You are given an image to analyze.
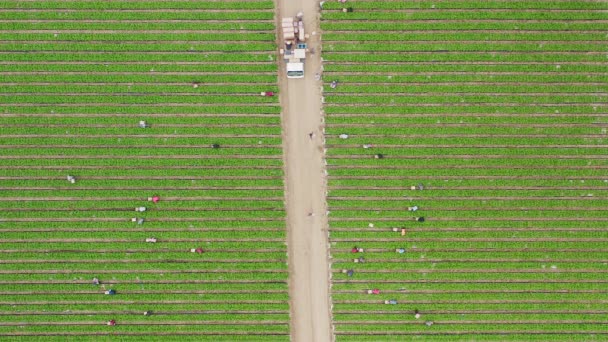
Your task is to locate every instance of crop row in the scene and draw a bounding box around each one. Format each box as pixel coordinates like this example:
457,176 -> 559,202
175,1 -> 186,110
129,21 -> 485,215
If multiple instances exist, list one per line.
323,52 -> 608,63
0,53 -> 277,63
0,42 -> 276,52
0,1 -> 274,10
321,12 -> 608,21
0,12 -> 275,21
0,32 -> 275,41
321,22 -> 608,32
321,0 -> 606,10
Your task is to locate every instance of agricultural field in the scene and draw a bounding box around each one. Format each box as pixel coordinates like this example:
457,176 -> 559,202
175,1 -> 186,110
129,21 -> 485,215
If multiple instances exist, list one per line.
0,1 -> 289,341
321,0 -> 608,341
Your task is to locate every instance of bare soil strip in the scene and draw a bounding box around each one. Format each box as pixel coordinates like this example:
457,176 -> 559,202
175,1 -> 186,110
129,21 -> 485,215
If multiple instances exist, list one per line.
274,0 -> 333,341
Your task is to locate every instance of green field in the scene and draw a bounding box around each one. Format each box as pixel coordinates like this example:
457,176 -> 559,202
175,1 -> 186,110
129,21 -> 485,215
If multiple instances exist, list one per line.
0,1 -> 289,341
321,0 -> 608,341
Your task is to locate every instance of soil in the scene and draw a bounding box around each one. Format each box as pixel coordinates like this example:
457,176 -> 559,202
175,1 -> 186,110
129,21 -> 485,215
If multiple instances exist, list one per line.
275,0 -> 333,341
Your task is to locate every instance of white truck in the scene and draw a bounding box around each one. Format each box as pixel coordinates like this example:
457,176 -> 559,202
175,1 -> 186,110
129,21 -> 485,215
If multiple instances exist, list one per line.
280,13 -> 308,79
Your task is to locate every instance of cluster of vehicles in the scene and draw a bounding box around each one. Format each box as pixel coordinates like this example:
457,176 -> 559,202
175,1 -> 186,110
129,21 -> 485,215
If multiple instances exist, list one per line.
280,12 -> 308,78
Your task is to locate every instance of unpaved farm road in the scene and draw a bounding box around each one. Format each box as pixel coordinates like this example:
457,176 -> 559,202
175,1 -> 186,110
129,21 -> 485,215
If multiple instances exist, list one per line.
275,0 -> 333,341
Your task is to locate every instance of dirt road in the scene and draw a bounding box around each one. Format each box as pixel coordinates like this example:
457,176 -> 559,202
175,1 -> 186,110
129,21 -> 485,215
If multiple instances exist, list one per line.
275,0 -> 333,341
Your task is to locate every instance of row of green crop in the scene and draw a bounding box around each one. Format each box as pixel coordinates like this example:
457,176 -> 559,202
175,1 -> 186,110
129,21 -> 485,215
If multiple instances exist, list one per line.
325,84 -> 607,93
332,280 -> 608,292
0,208 -> 285,219
0,157 -> 283,167
326,124 -> 604,134
0,85 -> 279,93
328,188 -> 608,197
334,333 -> 599,342
0,116 -> 281,125
328,178 -> 608,187
324,94 -> 605,104
0,75 -> 279,83
323,52 -> 607,63
332,250 -> 607,261
3,20 -> 276,30
0,12 -> 275,21
0,335 -> 289,342
329,219 -> 607,229
0,229 -> 286,238
0,291 -> 289,302
0,52 -> 276,63
326,115 -> 606,125
0,168 -> 283,178
330,270 -> 608,282
0,64 -> 276,73
325,147 -> 608,156
0,105 -> 281,114
323,42 -> 605,52
0,1 -> 274,10
0,324 -> 289,334
0,189 -> 283,197
323,74 -> 608,84
322,0 -> 607,10
0,126 -> 280,134
2,22 -> 276,31
324,64 -> 607,73
327,209 -> 608,219
0,313 -> 288,323
327,198 -> 608,208
321,11 -> 608,20
324,32 -> 607,41
0,95 -> 278,104
0,42 -> 276,52
0,32 -> 275,41
321,22 -> 608,32
0,261 -> 287,272
332,291 -> 608,302
326,156 -> 607,168
0,147 -> 282,156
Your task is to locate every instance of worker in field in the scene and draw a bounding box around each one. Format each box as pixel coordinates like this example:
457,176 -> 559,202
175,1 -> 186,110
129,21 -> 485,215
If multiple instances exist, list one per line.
339,133 -> 349,139
415,217 -> 425,223
363,144 -> 373,149
67,175 -> 76,184
391,227 -> 406,236
135,206 -> 146,212
145,237 -> 157,243
330,80 -> 338,89
385,299 -> 397,305
342,269 -> 354,277
367,289 -> 380,295
415,309 -> 421,319
396,248 -> 406,254
354,257 -> 365,263
425,320 -> 434,327
132,218 -> 145,225
374,154 -> 384,159
138,120 -> 148,128
92,277 -> 100,285
211,143 -> 220,149
107,319 -> 116,326
351,246 -> 363,253
342,7 -> 353,12
408,205 -> 418,212
191,247 -> 204,254
144,311 -> 151,316
192,82 -> 199,89
105,289 -> 116,295
148,196 -> 160,203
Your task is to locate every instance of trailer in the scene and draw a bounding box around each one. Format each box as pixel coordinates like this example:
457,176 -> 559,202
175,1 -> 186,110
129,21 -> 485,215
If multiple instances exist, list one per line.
280,12 -> 308,79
